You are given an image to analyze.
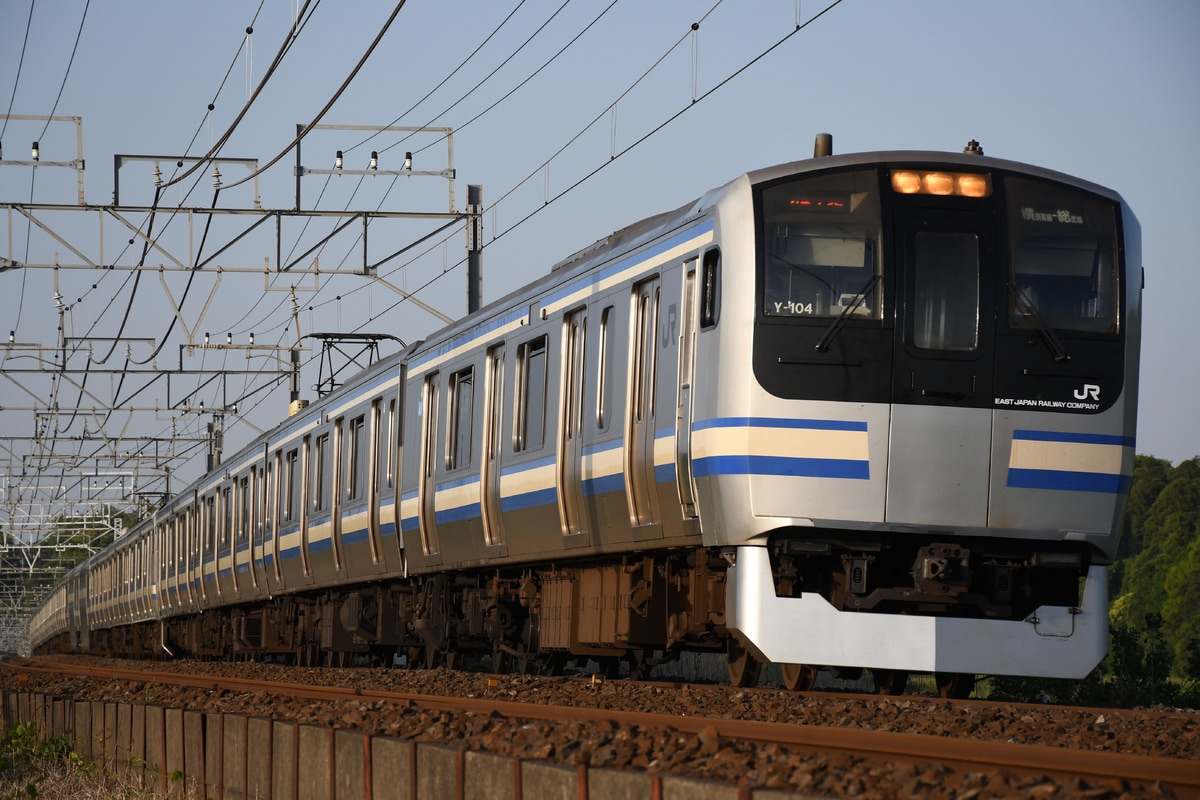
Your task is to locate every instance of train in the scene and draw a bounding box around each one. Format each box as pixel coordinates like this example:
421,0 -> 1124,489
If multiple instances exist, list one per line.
29,136 -> 1141,697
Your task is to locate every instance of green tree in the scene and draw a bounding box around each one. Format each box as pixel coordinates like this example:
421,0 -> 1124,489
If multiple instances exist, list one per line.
1161,535 -> 1200,678
1113,457 -> 1200,648
1111,455 -> 1173,594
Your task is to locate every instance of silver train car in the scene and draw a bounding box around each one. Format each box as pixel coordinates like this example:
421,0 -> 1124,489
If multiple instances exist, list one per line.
30,139 -> 1141,695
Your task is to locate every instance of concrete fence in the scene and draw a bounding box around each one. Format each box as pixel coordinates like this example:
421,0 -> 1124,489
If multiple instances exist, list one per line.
1,690 -> 800,799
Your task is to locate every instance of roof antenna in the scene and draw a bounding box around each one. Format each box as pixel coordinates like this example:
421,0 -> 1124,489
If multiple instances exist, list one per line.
813,133 -> 833,158
963,139 -> 984,155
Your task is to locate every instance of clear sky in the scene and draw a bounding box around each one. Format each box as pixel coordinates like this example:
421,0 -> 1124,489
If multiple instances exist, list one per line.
1,0 -> 1197,500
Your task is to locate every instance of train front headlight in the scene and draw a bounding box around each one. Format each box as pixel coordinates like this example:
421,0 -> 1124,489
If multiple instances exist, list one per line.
892,171 -> 923,194
924,172 -> 956,195
957,173 -> 990,197
890,170 -> 992,198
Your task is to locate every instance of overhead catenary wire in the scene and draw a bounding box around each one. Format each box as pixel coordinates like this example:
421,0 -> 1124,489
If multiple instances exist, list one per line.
0,0 -> 35,141
357,0 -> 847,329
35,0 -> 282,483
8,0 -> 850,537
184,0 -> 409,194
272,0 -> 625,331
160,0 -> 321,193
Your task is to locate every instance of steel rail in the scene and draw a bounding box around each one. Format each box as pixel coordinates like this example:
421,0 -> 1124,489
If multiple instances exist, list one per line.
8,658 -> 1198,794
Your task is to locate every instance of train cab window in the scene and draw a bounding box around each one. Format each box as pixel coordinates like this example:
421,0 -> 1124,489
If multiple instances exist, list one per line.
912,231 -> 980,352
1006,177 -> 1120,334
447,367 -> 475,470
515,336 -> 548,452
760,170 -> 881,319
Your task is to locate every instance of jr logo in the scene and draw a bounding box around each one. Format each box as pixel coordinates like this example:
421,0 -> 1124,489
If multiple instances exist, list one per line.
1073,384 -> 1101,401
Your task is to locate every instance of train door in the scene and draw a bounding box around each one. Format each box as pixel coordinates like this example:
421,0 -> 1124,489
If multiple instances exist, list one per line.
266,452 -> 284,592
365,403 -> 385,568
250,464 -> 266,595
887,209 -> 997,527
332,417 -> 346,574
201,493 -> 213,605
186,501 -> 198,607
300,436 -> 313,577
626,276 -> 663,533
225,484 -> 239,595
382,396 -> 404,567
675,261 -> 699,518
558,310 -> 588,542
481,345 -> 506,548
418,373 -> 442,558
256,458 -> 272,591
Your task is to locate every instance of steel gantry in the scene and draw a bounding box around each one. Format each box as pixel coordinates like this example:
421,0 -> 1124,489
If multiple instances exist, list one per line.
0,115 -> 483,653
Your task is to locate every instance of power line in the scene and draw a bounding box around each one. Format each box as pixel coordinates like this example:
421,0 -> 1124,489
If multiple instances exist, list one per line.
0,0 -> 35,141
36,0 -> 90,141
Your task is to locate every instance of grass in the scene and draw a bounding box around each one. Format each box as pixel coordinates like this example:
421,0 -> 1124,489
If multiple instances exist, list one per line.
0,722 -> 195,800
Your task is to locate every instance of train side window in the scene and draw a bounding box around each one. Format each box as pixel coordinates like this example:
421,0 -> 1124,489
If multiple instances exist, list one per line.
700,248 -> 720,329
284,449 -> 299,522
385,398 -> 397,488
222,487 -> 232,549
238,476 -> 250,544
515,336 -> 548,452
264,460 -> 274,532
314,433 -> 330,512
447,367 -> 475,470
597,306 -> 614,430
384,398 -> 398,489
177,514 -> 186,573
369,402 -> 383,495
205,494 -> 216,556
347,414 -> 366,500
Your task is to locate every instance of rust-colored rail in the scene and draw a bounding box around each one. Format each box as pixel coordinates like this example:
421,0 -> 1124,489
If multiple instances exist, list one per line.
9,658 -> 1200,796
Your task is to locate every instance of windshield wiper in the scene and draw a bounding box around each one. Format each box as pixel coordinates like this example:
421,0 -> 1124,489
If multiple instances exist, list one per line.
814,274 -> 880,352
1009,283 -> 1071,363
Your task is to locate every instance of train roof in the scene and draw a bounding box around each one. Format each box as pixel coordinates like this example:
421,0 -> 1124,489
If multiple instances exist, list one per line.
743,148 -> 1125,204
114,145 -> 1130,527
406,144 -> 1126,365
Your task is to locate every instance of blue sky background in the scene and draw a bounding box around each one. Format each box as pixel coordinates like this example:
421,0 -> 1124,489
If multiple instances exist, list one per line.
1,0 -> 1197,488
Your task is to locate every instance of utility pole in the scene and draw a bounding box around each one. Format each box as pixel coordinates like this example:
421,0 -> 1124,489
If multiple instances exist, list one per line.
467,185 -> 484,314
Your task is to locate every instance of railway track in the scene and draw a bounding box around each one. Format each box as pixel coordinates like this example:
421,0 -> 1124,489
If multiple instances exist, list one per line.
5,657 -> 1198,798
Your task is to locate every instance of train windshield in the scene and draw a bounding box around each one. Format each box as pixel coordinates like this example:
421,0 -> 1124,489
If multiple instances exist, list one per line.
760,170 -> 881,319
1006,177 -> 1120,334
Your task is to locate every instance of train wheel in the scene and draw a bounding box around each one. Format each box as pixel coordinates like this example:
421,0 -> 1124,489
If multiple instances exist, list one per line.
872,668 -> 908,695
491,646 -> 512,674
780,663 -> 818,692
726,640 -> 761,688
936,672 -> 975,699
598,656 -> 622,679
297,644 -> 319,667
402,647 -> 424,670
625,648 -> 652,681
